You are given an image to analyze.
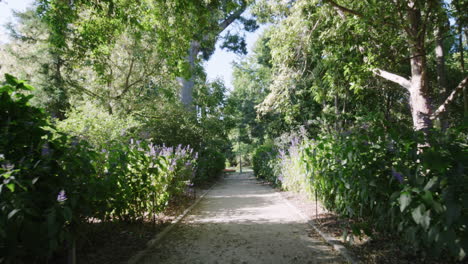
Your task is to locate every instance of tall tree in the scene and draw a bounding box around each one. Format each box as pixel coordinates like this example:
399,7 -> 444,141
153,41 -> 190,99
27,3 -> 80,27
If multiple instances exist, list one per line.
37,0 -> 257,109
177,0 -> 258,108
323,0 -> 468,133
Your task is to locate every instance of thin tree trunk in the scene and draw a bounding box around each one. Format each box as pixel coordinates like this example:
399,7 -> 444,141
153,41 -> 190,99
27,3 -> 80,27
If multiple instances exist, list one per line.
459,25 -> 468,119
334,94 -> 339,131
177,3 -> 247,109
435,22 -> 449,130
407,1 -> 432,133
178,41 -> 200,108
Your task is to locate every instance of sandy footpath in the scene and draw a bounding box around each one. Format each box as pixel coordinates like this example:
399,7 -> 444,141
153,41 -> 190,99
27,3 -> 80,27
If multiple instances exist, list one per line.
136,172 -> 345,264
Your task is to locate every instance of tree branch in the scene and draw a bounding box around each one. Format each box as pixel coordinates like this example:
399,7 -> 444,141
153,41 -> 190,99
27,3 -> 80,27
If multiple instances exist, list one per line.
114,57 -> 135,100
431,76 -> 468,120
372,68 -> 411,89
323,0 -> 363,17
217,1 -> 247,34
324,0 -> 401,30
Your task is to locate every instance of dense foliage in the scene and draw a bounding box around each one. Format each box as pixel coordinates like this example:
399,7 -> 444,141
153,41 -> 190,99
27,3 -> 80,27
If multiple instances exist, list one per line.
252,143 -> 277,184
0,75 -> 198,261
1,0 -> 467,262
236,0 -> 468,261
253,118 -> 467,259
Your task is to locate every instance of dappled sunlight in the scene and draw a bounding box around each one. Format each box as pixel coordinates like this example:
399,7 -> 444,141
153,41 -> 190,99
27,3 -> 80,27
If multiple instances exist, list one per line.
138,172 -> 344,263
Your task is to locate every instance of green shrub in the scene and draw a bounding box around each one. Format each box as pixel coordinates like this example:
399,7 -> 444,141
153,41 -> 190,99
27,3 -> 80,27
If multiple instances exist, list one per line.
57,103 -> 141,149
0,74 -> 198,262
256,114 -> 468,260
276,137 -> 312,195
195,147 -> 225,184
0,74 -> 97,261
92,141 -> 197,222
252,143 -> 278,184
299,120 -> 468,260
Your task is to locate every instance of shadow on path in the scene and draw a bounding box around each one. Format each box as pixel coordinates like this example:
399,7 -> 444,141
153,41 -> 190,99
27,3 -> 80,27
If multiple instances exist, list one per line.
137,172 -> 345,264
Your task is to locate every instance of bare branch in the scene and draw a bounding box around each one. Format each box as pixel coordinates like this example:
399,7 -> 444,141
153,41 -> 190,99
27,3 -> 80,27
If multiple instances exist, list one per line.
431,76 -> 468,120
372,68 -> 411,89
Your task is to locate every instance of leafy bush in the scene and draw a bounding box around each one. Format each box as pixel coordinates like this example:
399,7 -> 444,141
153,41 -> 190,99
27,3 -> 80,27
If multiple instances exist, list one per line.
0,75 -> 198,262
57,103 -> 141,149
0,74 -> 97,261
93,141 -> 197,222
256,114 -> 467,260
252,143 -> 278,183
275,137 -> 312,194
194,147 -> 225,184
139,103 -> 203,148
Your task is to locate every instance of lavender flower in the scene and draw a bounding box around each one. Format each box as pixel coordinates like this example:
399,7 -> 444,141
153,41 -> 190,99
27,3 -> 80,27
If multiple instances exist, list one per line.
149,145 -> 157,156
57,190 -> 67,203
41,143 -> 51,157
391,169 -> 404,183
291,136 -> 299,147
278,174 -> 284,183
2,162 -> 14,170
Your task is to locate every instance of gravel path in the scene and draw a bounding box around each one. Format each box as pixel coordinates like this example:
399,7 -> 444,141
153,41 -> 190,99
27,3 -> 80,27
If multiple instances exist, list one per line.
136,172 -> 345,264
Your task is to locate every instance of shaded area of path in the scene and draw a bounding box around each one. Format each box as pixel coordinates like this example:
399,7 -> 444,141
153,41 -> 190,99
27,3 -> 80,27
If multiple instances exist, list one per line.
136,172 -> 345,264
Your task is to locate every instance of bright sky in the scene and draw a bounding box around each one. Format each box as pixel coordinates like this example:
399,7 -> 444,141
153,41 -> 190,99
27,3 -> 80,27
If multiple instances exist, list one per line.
0,0 -> 265,91
205,23 -> 266,91
0,0 -> 35,42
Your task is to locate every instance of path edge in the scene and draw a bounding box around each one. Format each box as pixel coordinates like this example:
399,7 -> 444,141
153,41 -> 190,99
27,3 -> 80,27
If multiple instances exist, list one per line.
127,182 -> 218,264
276,192 -> 360,264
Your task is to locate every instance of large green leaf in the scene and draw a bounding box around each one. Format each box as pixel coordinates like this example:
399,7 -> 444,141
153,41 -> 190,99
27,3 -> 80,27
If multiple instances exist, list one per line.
399,192 -> 411,212
411,204 -> 431,230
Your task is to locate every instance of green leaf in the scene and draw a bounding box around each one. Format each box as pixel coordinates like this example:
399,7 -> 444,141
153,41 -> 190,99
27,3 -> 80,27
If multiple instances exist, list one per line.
432,201 -> 444,214
399,192 -> 411,212
6,183 -> 15,192
428,225 -> 440,242
421,191 -> 433,205
4,73 -> 18,86
446,203 -> 461,226
424,177 -> 438,191
2,171 -> 12,178
62,206 -> 73,221
8,209 -> 20,219
32,177 -> 39,184
411,204 -> 431,229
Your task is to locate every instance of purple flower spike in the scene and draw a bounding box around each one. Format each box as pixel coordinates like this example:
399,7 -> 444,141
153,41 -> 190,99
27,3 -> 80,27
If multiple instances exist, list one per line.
57,190 -> 67,202
391,169 -> 404,183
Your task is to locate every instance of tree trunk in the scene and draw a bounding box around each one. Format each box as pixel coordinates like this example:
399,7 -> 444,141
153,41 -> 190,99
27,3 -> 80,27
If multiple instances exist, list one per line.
407,2 -> 432,133
178,41 -> 200,108
459,25 -> 468,119
435,22 -> 449,130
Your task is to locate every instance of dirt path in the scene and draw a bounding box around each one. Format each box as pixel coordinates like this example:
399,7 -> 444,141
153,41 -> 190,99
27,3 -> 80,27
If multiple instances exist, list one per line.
135,172 -> 346,264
